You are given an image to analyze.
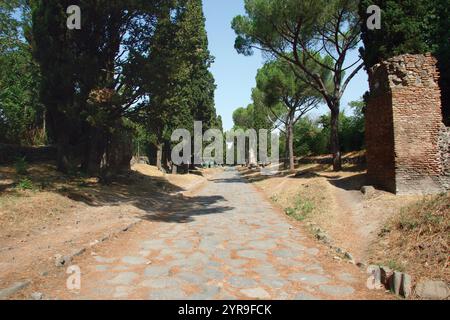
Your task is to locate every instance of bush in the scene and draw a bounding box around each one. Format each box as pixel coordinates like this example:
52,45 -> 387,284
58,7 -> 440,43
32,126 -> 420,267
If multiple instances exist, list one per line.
16,178 -> 35,190
284,195 -> 315,221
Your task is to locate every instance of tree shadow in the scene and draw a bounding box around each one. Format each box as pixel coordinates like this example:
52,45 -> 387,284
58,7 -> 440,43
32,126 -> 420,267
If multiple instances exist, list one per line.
0,161 -> 235,224
139,195 -> 233,224
326,173 -> 367,191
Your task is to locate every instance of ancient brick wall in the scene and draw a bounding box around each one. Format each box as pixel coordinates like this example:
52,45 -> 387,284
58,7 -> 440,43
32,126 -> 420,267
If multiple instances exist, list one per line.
366,53 -> 449,195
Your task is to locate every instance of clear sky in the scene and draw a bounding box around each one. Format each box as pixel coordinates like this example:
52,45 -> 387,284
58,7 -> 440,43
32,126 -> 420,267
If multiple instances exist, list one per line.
203,0 -> 369,130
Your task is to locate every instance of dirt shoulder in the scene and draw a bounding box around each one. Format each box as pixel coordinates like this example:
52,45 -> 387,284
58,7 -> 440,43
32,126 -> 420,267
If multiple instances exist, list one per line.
0,163 -> 221,297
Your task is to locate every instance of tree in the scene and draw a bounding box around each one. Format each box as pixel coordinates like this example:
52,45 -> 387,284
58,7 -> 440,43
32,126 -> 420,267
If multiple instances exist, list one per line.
256,57 -> 327,170
31,0 -> 162,175
359,0 -> 449,125
232,0 -> 363,171
0,1 -> 42,145
141,0 -> 217,172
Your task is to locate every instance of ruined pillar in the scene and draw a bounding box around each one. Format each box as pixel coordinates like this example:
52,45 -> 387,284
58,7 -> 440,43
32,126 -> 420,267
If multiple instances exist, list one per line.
366,53 -> 449,195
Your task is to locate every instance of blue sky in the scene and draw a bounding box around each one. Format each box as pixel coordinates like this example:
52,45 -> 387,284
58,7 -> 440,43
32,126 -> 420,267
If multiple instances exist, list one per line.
203,0 -> 369,130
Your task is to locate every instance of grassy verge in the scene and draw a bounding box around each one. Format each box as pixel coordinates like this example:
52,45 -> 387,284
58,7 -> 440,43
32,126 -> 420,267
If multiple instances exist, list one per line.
370,193 -> 449,282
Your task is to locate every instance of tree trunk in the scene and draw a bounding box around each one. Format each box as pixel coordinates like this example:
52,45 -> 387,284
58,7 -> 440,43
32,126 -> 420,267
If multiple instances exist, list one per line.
82,127 -> 108,177
330,104 -> 342,171
156,143 -> 163,171
287,122 -> 295,171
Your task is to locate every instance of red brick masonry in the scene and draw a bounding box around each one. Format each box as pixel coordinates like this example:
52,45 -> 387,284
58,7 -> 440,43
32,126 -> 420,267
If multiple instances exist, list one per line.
366,54 -> 450,195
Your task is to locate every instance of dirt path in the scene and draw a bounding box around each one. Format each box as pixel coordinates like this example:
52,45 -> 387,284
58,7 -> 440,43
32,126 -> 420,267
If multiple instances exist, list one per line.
13,168 -> 387,300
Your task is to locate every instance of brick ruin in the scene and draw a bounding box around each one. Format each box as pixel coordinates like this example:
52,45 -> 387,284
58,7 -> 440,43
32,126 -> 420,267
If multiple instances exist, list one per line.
366,53 -> 450,195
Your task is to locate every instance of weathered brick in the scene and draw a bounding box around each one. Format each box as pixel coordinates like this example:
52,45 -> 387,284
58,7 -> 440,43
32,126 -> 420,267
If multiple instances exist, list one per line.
366,54 -> 449,195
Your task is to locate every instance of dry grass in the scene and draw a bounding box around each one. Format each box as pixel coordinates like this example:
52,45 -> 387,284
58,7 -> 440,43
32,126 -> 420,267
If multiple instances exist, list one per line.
370,193 -> 450,282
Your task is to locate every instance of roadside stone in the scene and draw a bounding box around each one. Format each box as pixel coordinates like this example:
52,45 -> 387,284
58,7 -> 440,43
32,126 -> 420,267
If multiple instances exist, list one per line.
0,281 -> 31,299
54,254 -> 71,267
316,232 -> 332,245
30,292 -> 44,300
380,266 -> 393,287
240,287 -> 270,299
400,273 -> 412,298
344,252 -> 355,262
389,271 -> 402,295
415,280 -> 450,300
361,186 -> 376,197
366,265 -> 383,290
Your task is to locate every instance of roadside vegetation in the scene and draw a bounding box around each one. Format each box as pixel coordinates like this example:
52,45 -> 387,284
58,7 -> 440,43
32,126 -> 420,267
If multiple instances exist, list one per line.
370,193 -> 449,282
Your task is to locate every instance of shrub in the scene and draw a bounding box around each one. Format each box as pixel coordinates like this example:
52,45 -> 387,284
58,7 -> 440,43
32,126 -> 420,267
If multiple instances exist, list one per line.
16,178 -> 35,190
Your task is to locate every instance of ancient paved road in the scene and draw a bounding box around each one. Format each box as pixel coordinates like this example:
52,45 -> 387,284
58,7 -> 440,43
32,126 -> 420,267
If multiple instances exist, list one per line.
48,168 -> 379,300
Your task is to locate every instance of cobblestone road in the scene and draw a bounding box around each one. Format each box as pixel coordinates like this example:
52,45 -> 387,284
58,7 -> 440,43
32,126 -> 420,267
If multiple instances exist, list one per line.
50,168 -> 379,300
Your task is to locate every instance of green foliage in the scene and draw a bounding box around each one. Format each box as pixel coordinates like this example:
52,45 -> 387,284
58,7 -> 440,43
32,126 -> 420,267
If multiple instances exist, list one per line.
0,1 -> 43,145
292,117 -> 329,156
16,177 -> 34,190
284,195 -> 315,221
14,156 -> 28,175
359,0 -> 444,67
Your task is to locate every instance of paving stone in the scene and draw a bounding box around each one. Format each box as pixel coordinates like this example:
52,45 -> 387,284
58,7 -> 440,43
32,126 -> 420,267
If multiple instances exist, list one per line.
204,268 -> 226,280
94,256 -> 116,264
305,264 -> 324,273
319,285 -> 355,296
189,285 -> 221,300
140,278 -> 180,289
293,292 -> 321,300
225,259 -> 247,268
237,250 -> 267,260
229,276 -> 258,288
240,288 -> 270,299
113,286 -> 133,298
177,272 -> 206,284
95,265 -> 109,272
148,288 -> 186,300
90,287 -> 115,296
338,273 -> 357,283
141,239 -> 167,250
107,272 -> 138,285
0,281 -> 30,299
260,278 -> 287,289
288,273 -> 329,285
121,256 -> 148,265
144,266 -> 170,278
248,240 -> 277,250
